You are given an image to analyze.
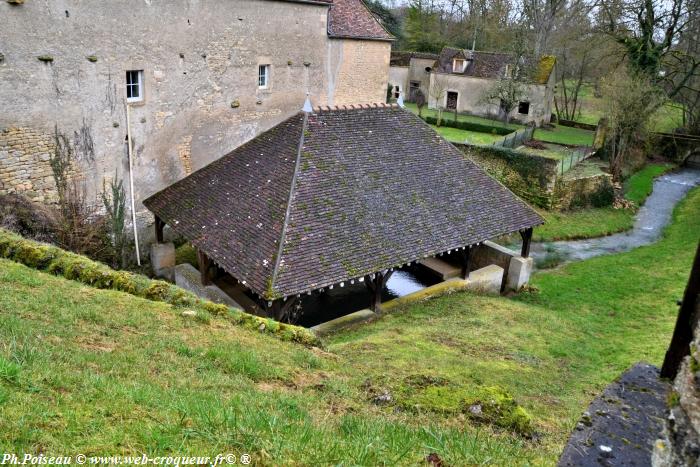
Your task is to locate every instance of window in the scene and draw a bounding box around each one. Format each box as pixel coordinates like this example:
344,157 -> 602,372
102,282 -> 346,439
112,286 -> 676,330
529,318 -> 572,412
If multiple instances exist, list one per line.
258,65 -> 270,89
446,91 -> 458,110
126,70 -> 144,103
518,101 -> 531,115
453,59 -> 466,73
393,85 -> 401,99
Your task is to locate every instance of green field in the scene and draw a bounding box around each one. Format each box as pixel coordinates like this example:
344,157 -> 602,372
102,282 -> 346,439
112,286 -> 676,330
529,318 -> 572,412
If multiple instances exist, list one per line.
558,82 -> 685,133
1,184 -> 697,464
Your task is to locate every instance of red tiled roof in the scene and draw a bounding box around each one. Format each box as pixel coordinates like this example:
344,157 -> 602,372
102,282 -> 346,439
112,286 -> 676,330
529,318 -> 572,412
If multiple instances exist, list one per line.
144,105 -> 543,300
328,0 -> 394,41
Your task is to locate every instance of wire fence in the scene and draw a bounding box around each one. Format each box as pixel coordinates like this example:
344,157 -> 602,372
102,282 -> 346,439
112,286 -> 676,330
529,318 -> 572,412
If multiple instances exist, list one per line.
492,126 -> 535,149
558,147 -> 591,175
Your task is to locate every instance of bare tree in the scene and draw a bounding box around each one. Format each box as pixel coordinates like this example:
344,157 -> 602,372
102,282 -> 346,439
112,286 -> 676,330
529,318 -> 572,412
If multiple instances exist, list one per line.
429,73 -> 450,126
601,68 -> 666,179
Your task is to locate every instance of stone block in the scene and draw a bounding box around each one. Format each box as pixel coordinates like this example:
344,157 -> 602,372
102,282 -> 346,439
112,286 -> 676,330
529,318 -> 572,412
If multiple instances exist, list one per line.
310,309 -> 377,336
465,264 -> 504,294
506,256 -> 533,291
150,242 -> 175,280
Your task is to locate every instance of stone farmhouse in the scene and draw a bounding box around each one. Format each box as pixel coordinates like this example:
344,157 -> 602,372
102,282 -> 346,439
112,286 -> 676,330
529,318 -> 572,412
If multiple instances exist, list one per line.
0,0 -> 393,224
389,47 -> 556,126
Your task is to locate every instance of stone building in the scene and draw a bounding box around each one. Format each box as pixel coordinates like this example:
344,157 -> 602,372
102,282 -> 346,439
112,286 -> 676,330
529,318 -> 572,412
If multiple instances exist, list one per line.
0,0 -> 393,221
389,47 -> 556,126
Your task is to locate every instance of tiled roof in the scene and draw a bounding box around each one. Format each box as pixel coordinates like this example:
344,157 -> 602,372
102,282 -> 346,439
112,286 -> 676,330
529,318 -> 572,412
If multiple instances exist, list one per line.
144,105 -> 543,300
390,51 -> 439,67
327,0 -> 394,41
435,47 -> 555,84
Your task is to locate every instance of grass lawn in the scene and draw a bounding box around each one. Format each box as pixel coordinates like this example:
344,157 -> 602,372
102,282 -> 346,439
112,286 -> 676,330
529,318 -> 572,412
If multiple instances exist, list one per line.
0,187 -> 698,464
558,82 -> 685,133
534,126 -> 594,147
431,124 -> 505,145
534,163 -> 675,242
329,186 -> 700,462
404,102 -> 596,147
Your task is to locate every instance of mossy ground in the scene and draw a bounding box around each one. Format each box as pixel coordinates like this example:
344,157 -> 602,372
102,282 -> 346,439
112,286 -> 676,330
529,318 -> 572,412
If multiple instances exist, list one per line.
1,186 -> 697,464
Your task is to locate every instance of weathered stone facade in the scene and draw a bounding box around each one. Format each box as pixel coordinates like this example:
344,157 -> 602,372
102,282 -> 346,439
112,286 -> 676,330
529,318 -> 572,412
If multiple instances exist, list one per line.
0,0 -> 391,218
653,302 -> 700,466
0,127 -> 56,203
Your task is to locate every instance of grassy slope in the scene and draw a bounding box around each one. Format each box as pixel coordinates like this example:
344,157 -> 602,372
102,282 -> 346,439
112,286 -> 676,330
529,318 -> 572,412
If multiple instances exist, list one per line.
534,163 -> 675,242
2,188 -> 697,465
329,186 -> 700,463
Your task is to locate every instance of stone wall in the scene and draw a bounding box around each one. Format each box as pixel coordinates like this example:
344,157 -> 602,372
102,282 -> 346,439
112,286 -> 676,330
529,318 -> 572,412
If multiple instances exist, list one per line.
653,302 -> 700,466
457,144 -> 560,209
0,0 -> 390,219
328,39 -> 391,107
0,127 -> 57,203
555,172 -> 614,210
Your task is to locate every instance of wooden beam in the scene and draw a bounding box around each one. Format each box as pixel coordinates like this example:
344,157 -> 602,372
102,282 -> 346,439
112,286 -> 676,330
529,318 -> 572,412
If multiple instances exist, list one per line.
661,241 -> 700,379
461,246 -> 472,279
520,228 -> 533,258
196,249 -> 211,286
154,216 -> 165,243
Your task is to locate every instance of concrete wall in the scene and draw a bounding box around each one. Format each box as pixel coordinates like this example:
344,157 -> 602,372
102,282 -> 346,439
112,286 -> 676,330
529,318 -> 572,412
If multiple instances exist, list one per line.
0,0 -> 389,220
388,66 -> 408,98
427,72 -> 553,126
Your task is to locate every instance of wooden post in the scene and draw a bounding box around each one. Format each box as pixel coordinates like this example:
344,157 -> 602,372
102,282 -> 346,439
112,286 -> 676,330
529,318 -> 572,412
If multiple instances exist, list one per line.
461,246 -> 472,279
265,297 -> 299,322
154,216 -> 165,243
661,242 -> 700,379
365,271 -> 394,314
196,249 -> 211,286
520,228 -> 533,258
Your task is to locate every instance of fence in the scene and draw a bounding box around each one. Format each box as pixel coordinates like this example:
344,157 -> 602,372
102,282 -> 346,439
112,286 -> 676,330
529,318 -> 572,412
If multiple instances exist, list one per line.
557,147 -> 592,175
492,126 -> 535,149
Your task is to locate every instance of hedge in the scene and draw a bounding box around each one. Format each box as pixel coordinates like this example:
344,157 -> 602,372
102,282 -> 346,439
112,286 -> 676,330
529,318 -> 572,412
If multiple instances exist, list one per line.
0,229 -> 321,347
423,116 -> 513,136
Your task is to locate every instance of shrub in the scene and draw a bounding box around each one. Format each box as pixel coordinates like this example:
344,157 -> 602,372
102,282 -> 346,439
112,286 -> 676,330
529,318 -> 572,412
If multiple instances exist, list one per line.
0,229 -> 321,347
0,194 -> 58,243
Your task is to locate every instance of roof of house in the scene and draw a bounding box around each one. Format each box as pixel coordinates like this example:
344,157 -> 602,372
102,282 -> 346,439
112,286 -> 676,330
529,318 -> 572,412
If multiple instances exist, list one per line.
390,51 -> 440,67
327,0 -> 394,41
144,105 -> 543,300
435,47 -> 555,84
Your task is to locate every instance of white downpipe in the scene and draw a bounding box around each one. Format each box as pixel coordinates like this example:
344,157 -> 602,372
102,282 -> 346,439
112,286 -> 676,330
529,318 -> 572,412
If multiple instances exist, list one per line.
125,104 -> 141,266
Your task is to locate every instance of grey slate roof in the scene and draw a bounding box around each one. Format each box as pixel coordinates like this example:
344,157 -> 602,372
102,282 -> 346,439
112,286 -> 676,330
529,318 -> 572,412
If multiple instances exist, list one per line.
144,105 -> 543,300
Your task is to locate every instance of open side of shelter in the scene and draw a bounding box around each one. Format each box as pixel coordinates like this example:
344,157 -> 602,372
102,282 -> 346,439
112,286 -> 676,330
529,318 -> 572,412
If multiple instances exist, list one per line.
145,104 -> 543,323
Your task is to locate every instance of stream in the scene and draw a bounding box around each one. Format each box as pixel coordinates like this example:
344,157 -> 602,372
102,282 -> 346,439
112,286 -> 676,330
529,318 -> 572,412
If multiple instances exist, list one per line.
530,168 -> 700,262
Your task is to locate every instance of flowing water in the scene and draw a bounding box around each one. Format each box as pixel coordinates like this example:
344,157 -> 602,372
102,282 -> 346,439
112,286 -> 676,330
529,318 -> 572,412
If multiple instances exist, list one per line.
530,168 -> 700,262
